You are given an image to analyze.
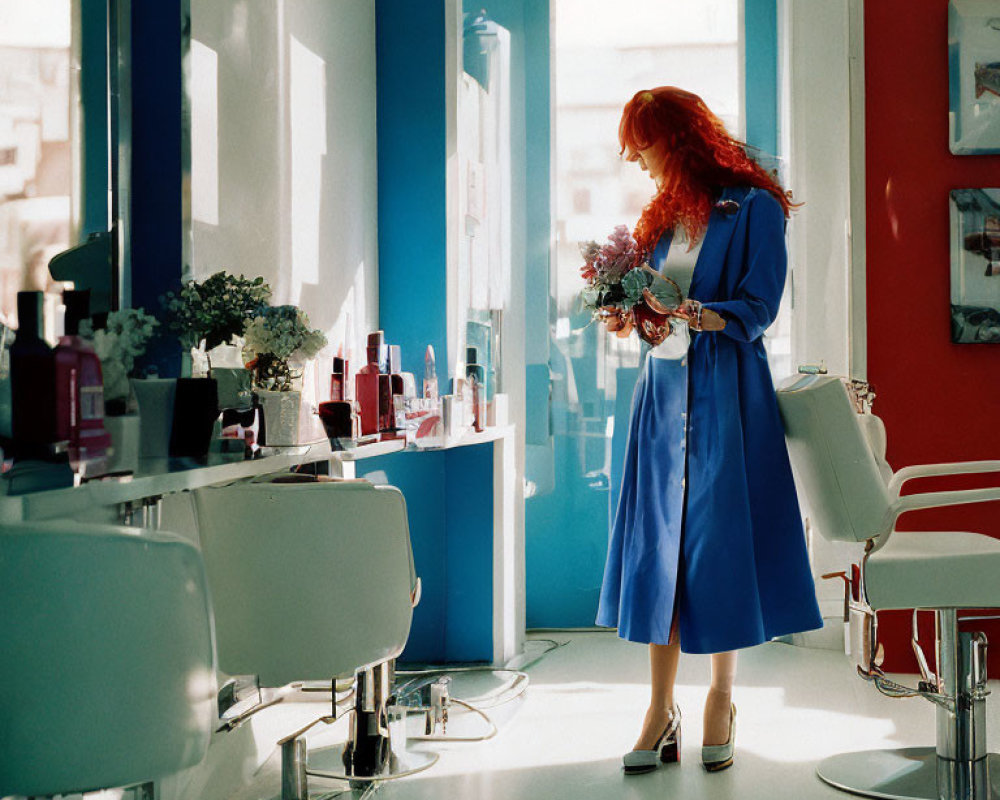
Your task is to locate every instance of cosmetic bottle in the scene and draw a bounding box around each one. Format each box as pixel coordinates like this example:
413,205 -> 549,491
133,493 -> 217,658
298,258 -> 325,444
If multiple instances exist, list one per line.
55,290 -> 111,470
423,344 -> 439,400
318,400 -> 360,450
10,291 -> 59,449
378,373 -> 393,432
367,331 -> 388,373
356,363 -> 381,436
330,355 -> 348,402
465,346 -> 486,432
388,345 -> 405,395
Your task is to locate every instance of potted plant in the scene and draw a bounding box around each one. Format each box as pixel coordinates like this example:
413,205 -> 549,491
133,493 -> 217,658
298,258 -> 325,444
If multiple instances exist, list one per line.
162,271 -> 272,371
87,309 -> 159,471
243,305 -> 327,446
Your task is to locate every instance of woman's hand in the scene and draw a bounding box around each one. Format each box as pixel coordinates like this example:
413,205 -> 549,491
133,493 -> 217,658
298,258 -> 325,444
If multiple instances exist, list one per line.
599,306 -> 634,338
677,299 -> 727,332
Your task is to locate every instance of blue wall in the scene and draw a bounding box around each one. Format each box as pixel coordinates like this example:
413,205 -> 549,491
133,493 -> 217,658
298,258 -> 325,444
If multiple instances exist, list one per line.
375,0 -> 449,379
358,444 -> 495,663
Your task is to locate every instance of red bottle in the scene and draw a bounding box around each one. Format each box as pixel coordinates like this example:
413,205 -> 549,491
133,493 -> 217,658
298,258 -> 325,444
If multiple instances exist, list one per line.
330,356 -> 347,402
54,290 -> 111,470
356,363 -> 381,436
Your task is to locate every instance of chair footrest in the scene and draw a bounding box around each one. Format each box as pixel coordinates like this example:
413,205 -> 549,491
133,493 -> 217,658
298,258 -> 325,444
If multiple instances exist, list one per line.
817,748 -> 1000,800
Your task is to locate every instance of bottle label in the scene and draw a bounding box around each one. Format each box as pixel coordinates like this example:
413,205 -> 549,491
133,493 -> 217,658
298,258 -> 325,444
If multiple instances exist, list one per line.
80,386 -> 105,420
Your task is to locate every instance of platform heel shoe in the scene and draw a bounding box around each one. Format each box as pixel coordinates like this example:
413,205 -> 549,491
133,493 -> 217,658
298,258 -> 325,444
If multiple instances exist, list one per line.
622,706 -> 682,775
701,703 -> 736,772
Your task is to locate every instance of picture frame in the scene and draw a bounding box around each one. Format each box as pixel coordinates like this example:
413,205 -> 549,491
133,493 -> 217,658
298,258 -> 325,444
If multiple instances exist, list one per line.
949,0 -> 1000,154
950,188 -> 1000,342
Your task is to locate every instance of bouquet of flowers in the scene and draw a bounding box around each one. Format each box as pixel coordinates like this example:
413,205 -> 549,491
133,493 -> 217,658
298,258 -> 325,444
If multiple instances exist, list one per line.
579,225 -> 685,345
162,271 -> 272,350
243,305 -> 328,390
87,308 -> 160,414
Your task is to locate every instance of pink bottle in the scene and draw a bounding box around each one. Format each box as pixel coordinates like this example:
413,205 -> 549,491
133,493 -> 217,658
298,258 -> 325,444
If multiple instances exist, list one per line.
54,290 -> 111,471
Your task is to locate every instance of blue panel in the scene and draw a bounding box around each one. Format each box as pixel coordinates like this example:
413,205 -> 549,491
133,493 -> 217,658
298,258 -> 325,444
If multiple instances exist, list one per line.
359,443 -> 495,664
80,0 -> 108,237
444,444 -> 494,661
358,450 -> 449,663
744,0 -> 778,156
523,0 -> 552,452
130,1 -> 183,375
375,0 -> 448,378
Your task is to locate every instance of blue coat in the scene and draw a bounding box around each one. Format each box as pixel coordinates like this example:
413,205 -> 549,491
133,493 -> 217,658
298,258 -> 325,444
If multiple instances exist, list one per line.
596,185 -> 823,654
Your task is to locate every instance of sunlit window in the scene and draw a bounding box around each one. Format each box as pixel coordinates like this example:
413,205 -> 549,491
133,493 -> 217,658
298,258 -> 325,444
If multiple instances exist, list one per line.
554,0 -> 742,411
0,1 -> 73,336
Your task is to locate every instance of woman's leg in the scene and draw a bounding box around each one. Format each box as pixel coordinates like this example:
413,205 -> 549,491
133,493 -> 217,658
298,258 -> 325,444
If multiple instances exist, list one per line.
704,650 -> 737,745
633,640 -> 681,750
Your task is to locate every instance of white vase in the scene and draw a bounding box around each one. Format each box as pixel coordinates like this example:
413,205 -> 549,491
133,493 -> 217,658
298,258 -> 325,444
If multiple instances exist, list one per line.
257,389 -> 301,447
104,414 -> 140,474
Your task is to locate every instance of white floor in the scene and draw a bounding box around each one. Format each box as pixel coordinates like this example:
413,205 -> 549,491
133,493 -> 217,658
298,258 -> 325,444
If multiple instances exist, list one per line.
225,631 -> 1000,800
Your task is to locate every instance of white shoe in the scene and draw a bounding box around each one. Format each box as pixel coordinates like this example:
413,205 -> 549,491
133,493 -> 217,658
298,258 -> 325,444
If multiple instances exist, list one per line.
623,706 -> 682,775
701,703 -> 736,772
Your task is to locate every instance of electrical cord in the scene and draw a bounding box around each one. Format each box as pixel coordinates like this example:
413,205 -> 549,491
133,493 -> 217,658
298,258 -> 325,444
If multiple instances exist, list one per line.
392,638 -> 569,742
405,697 -> 499,742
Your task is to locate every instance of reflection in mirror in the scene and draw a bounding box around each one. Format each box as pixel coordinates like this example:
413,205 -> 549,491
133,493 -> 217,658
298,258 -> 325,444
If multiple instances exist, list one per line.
0,1 -> 75,339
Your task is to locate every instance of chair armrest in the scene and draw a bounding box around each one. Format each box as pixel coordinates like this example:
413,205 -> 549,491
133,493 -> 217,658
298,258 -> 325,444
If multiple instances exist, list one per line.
873,485 -> 1000,552
889,460 -> 1000,497
887,485 -> 1000,527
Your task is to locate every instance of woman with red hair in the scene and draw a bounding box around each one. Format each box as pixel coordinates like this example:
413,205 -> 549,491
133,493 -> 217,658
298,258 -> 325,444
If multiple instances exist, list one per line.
595,87 -> 822,775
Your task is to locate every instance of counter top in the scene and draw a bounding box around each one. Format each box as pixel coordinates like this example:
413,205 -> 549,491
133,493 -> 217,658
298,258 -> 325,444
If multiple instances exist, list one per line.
2,425 -> 514,521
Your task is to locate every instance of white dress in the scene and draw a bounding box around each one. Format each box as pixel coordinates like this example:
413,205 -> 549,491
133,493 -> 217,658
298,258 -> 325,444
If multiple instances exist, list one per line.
648,232 -> 703,360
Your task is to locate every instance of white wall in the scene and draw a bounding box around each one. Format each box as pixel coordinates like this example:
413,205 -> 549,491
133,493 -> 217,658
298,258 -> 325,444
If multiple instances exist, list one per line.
189,0 -> 379,364
781,0 -> 867,617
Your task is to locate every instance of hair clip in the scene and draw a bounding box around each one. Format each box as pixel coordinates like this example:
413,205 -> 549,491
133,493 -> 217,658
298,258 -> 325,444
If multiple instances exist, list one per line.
714,199 -> 741,215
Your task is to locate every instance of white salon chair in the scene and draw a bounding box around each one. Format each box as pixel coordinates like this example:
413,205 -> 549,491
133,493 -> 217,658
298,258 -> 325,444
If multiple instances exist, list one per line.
0,521 -> 216,798
193,476 -> 432,797
777,374 -> 1000,800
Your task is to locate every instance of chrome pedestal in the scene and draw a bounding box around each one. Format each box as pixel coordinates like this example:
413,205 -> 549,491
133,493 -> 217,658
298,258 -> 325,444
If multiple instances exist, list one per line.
279,661 -> 437,798
818,749 -> 999,800
818,611 -> 996,800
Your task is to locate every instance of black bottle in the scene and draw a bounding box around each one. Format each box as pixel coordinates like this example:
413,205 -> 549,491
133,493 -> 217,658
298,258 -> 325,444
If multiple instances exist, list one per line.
10,291 -> 59,448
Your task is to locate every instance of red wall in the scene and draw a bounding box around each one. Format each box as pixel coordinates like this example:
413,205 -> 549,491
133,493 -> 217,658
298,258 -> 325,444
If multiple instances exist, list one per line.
866,0 -> 1000,673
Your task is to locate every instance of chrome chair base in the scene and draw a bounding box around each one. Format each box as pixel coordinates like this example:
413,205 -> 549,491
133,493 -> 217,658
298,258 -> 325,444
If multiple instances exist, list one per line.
817,748 -> 1000,800
306,743 -> 438,788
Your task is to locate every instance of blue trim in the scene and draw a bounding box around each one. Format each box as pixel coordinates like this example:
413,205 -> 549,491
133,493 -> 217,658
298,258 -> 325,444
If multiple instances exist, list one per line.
375,0 -> 448,378
130,1 -> 184,374
80,0 -> 108,237
744,0 -> 778,156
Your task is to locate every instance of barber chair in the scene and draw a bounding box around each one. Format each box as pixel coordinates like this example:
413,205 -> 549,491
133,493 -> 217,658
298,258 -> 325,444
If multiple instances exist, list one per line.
193,476 -> 434,798
0,521 -> 216,798
777,374 -> 1000,800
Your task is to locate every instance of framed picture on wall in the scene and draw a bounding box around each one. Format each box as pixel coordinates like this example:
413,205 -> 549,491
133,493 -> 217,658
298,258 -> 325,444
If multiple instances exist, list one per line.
950,189 -> 1000,342
949,1 -> 1000,154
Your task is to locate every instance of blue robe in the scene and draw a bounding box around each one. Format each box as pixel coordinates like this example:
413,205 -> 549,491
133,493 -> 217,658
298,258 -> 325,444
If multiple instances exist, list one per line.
596,185 -> 823,654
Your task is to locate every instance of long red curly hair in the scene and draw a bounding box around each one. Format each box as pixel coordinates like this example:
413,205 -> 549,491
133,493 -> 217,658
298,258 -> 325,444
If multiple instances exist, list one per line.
619,86 -> 796,253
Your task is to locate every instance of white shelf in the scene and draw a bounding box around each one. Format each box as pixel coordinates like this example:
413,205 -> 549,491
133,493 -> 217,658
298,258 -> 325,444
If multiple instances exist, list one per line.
3,425 -> 514,521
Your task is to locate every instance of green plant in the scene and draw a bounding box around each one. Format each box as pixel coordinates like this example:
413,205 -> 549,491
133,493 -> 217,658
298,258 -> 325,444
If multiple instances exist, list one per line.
89,308 -> 160,414
244,305 -> 327,390
162,271 -> 272,350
